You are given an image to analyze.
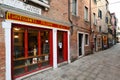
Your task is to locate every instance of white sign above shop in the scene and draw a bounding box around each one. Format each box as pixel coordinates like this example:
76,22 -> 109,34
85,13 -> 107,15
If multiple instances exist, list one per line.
1,0 -> 41,15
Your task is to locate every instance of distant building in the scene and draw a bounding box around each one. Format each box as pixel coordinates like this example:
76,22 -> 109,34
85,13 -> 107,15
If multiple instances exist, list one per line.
116,23 -> 120,43
106,11 -> 113,48
111,13 -> 117,45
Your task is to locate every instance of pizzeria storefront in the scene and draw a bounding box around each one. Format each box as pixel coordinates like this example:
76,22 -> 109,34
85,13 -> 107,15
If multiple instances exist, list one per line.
3,12 -> 70,80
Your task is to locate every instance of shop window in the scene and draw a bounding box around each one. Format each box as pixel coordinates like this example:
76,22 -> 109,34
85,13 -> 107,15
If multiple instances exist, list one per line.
28,29 -> 38,57
13,28 -> 25,76
13,28 -> 25,59
12,26 -> 52,78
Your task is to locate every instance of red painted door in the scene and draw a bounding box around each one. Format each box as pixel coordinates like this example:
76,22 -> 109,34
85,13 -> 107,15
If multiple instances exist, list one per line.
57,31 -> 68,63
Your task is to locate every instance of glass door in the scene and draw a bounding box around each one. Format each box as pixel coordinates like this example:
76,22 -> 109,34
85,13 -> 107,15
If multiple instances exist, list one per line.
57,31 -> 64,63
57,31 -> 68,63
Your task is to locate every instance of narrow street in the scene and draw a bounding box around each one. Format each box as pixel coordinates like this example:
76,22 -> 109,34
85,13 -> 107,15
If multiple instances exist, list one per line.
22,43 -> 120,80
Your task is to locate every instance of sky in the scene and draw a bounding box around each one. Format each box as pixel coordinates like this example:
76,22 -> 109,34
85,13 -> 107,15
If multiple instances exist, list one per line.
108,0 -> 120,22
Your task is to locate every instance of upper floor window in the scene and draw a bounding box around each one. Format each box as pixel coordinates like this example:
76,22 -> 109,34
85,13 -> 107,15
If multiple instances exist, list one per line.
93,13 -> 96,25
85,34 -> 89,45
105,17 -> 108,24
72,0 -> 77,16
84,6 -> 88,21
94,0 -> 97,4
98,9 -> 102,19
106,4 -> 108,10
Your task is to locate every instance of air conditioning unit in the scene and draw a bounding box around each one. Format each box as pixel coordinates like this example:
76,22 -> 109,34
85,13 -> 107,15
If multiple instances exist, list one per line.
23,0 -> 29,3
30,0 -> 50,8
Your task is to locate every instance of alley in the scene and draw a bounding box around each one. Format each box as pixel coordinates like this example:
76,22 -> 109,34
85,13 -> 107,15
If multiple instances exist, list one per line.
22,43 -> 120,80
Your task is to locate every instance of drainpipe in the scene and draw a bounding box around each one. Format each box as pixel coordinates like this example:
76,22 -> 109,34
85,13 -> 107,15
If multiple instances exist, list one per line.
89,0 -> 94,54
90,0 -> 92,34
68,0 -> 73,35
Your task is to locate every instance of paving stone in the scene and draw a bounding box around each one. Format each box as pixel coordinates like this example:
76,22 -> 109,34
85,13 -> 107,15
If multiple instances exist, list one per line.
23,44 -> 120,80
95,77 -> 103,80
76,74 -> 86,80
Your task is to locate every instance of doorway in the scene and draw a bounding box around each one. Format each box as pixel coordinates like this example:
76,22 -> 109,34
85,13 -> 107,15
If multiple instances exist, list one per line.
78,33 -> 83,56
57,31 -> 68,63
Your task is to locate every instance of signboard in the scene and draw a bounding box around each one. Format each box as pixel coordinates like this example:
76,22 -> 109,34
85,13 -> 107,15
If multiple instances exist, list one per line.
2,0 -> 41,15
6,12 -> 70,30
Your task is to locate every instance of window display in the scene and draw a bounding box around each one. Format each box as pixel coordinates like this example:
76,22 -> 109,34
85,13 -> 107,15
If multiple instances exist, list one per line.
12,25 -> 52,77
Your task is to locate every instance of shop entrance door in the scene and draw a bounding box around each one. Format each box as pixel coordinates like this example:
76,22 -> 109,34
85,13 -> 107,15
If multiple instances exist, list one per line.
57,31 -> 68,63
78,33 -> 83,56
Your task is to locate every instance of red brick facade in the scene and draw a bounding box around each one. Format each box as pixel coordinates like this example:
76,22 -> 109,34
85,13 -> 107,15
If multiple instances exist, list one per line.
0,19 -> 5,80
42,0 -> 69,25
70,0 -> 92,61
0,0 -> 93,79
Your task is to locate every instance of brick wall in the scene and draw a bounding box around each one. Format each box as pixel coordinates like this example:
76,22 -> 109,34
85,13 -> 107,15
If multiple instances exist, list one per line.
70,0 -> 91,61
0,21 -> 5,80
42,0 -> 69,25
70,27 -> 78,61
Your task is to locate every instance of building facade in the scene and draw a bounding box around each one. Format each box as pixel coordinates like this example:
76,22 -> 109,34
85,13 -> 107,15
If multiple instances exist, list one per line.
70,0 -> 91,61
96,0 -> 109,50
111,13 -> 117,45
107,11 -> 113,48
0,0 -> 71,80
0,0 -> 113,80
116,22 -> 120,43
91,0 -> 98,52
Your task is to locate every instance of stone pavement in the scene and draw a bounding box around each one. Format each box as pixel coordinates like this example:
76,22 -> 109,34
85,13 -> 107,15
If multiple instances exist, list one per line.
22,43 -> 120,80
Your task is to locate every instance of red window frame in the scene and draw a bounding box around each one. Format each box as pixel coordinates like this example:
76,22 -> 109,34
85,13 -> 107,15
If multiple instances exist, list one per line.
11,24 -> 53,79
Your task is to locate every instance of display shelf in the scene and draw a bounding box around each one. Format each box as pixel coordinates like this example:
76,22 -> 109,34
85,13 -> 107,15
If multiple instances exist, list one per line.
14,65 -> 25,70
13,53 -> 49,70
14,57 -> 25,61
14,54 -> 49,61
14,60 -> 49,70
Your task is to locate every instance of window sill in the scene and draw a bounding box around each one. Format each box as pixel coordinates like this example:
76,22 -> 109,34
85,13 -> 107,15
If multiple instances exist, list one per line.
85,44 -> 89,46
72,15 -> 80,20
72,15 -> 80,18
